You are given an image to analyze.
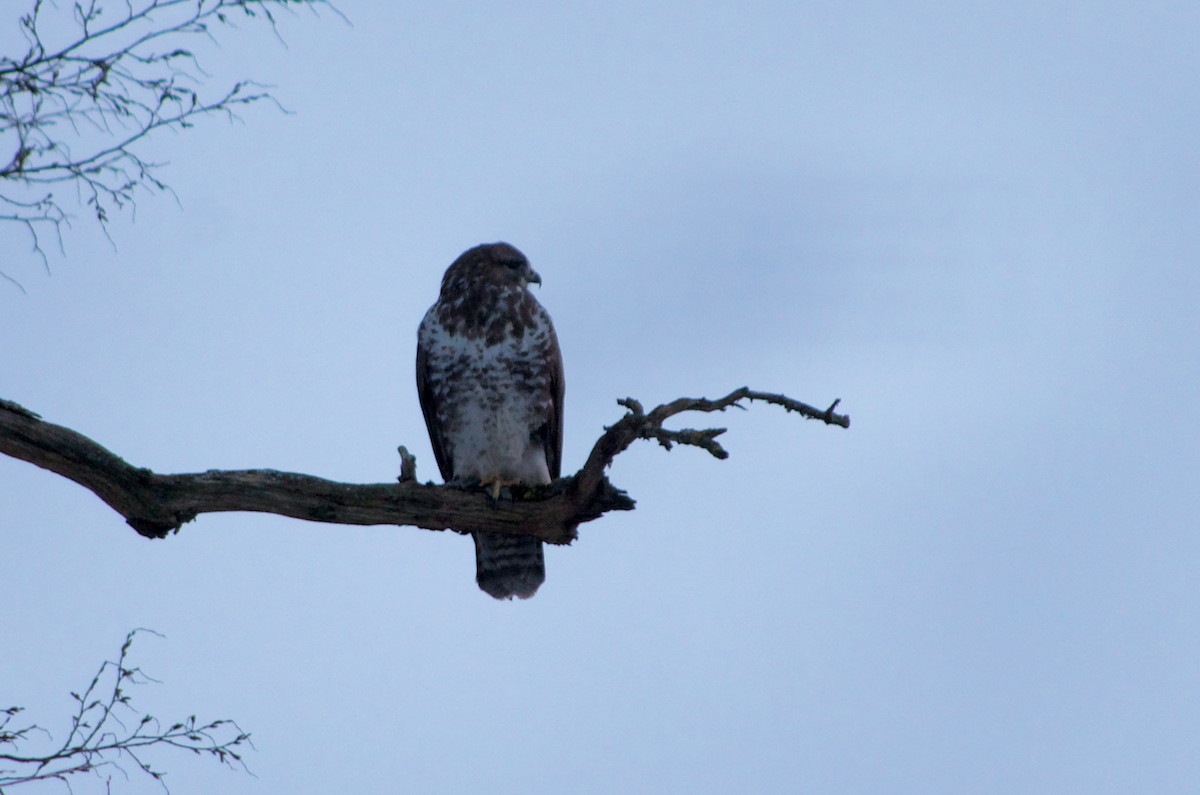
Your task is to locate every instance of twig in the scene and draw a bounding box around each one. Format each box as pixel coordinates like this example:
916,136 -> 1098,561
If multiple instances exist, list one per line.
0,629 -> 252,793
0,0 -> 342,285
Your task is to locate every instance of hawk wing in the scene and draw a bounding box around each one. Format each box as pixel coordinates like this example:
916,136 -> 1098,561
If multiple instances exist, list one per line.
415,339 -> 455,483
544,328 -> 565,480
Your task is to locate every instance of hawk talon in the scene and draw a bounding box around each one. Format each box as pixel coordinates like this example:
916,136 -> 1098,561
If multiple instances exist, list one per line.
480,477 -> 521,501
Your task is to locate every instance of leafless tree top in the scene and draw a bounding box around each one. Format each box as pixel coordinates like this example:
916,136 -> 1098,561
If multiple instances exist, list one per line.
0,0 -> 338,286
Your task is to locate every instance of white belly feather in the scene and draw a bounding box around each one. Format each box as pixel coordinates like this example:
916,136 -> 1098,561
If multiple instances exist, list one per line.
419,315 -> 554,485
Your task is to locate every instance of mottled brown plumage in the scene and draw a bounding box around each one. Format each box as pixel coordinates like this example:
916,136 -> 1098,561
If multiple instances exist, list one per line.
416,243 -> 564,599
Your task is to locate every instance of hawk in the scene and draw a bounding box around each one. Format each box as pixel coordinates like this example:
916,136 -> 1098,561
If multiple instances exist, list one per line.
416,243 -> 564,599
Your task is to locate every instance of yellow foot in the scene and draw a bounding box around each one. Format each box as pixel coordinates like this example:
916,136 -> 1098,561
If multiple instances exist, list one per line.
480,477 -> 521,500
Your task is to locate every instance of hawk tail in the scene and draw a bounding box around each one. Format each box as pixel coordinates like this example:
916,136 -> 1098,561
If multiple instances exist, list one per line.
473,533 -> 545,600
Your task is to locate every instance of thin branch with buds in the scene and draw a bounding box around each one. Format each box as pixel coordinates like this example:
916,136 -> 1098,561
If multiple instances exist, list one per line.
0,629 -> 252,793
0,0 -> 340,277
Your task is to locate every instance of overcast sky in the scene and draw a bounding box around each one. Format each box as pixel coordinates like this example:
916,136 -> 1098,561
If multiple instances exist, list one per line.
3,2 -> 1199,793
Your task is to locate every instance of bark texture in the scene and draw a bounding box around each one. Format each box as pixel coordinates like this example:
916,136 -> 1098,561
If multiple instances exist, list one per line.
0,390 -> 849,544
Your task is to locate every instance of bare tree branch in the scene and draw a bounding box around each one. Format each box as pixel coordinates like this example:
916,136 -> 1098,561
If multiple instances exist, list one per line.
0,629 -> 252,793
0,389 -> 849,545
0,0 -> 341,280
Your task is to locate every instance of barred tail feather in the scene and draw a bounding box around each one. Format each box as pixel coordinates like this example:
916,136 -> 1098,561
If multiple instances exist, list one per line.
473,533 -> 545,600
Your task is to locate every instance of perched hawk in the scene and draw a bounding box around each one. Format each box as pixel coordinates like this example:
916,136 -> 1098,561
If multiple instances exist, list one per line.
416,243 -> 564,599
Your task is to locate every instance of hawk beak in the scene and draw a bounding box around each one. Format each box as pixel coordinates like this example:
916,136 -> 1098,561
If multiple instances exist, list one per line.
527,267 -> 543,286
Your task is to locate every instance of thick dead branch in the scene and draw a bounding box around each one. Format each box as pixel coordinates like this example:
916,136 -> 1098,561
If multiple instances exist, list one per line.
0,389 -> 848,545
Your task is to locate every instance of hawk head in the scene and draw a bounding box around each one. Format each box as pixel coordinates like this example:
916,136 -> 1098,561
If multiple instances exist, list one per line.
433,242 -> 547,341
440,242 -> 542,297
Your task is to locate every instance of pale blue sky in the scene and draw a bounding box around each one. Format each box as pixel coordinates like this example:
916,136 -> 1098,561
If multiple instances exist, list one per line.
3,2 -> 1199,793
